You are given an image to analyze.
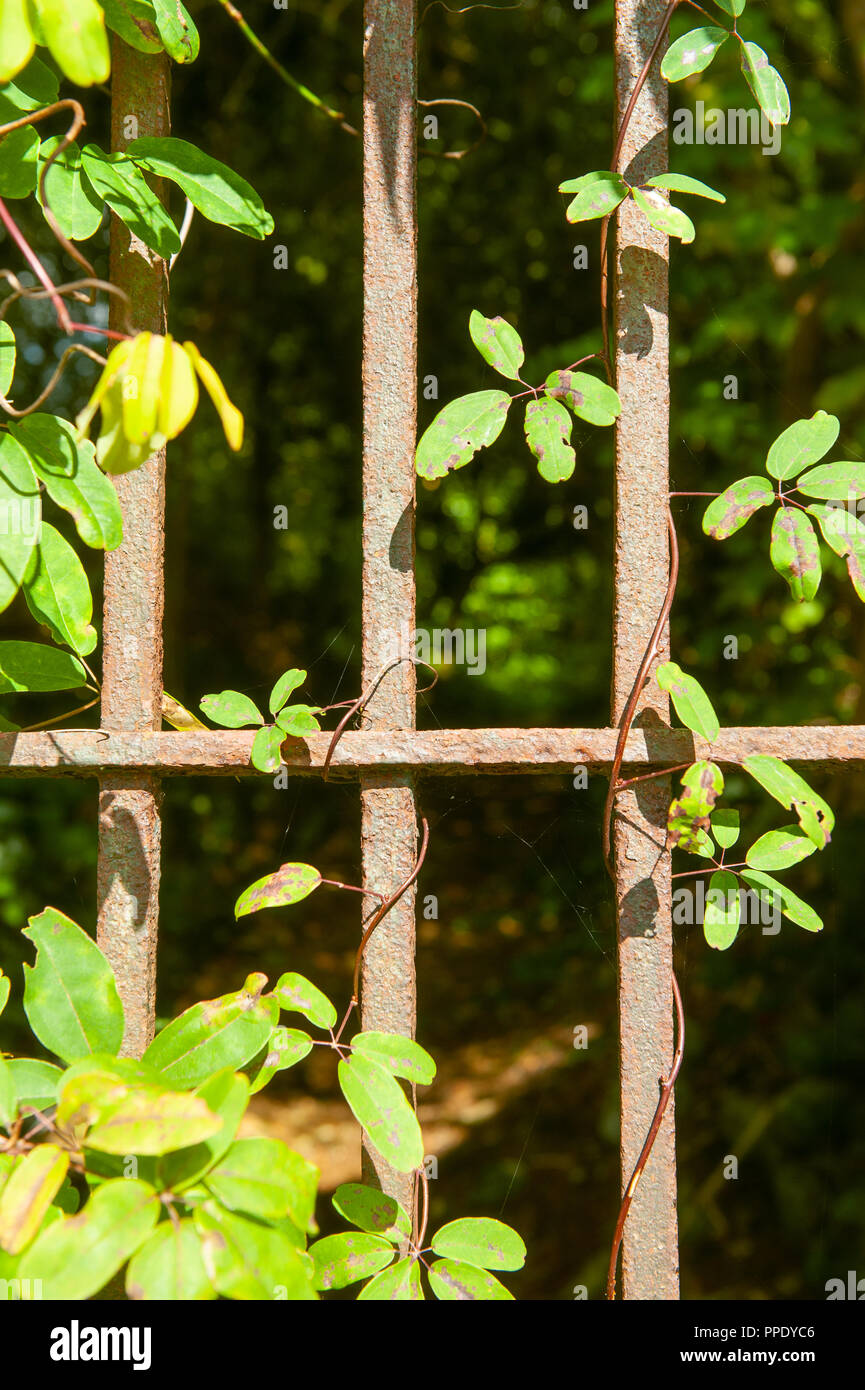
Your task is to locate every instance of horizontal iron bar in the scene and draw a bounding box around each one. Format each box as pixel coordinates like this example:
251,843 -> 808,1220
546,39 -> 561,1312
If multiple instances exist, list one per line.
1,726 -> 863,777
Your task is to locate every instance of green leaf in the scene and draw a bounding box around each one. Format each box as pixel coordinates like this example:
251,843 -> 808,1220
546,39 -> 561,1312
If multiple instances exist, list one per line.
235,863 -> 322,918
351,1032 -> 436,1086
0,971 -> 8,1018
0,433 -> 41,613
0,1144 -> 68,1254
468,311 -> 525,382
544,370 -> 621,427
807,504 -> 865,602
274,972 -> 336,1030
143,973 -> 278,1087
429,1258 -> 514,1300
703,869 -> 740,951
0,641 -> 87,693
275,703 -> 322,737
795,462 -> 865,501
12,414 -> 122,551
415,390 -> 511,480
0,0 -> 35,84
36,137 -> 103,241
0,1061 -> 16,1133
661,27 -> 729,82
19,1178 -> 158,1298
631,186 -> 696,244
713,0 -> 746,15
200,690 -> 264,728
126,1219 -> 214,1300
22,522 -> 98,656
558,170 -> 629,223
702,475 -> 774,539
739,41 -> 790,128
765,411 -> 840,481
5,1058 -> 62,1111
247,1026 -> 313,1093
0,321 -> 15,395
58,1071 -> 222,1156
740,870 -> 823,934
331,1183 -> 411,1244
430,1217 -> 526,1271
205,1138 -> 304,1221
746,826 -> 817,872
0,122 -> 40,199
80,145 -> 181,258
0,55 -> 58,110
127,136 -> 273,238
770,508 -> 821,602
194,1203 -> 317,1300
152,0 -> 200,63
742,755 -> 834,848
711,808 -> 740,849
157,1069 -> 250,1192
269,668 -> 306,715
657,661 -> 720,743
644,172 -> 726,203
22,908 -> 124,1063
524,398 -> 576,483
100,0 -> 162,54
310,1232 -> 394,1290
31,0 -> 111,86
358,1257 -> 424,1300
692,829 -> 716,859
338,1053 -> 423,1174
251,723 -> 284,774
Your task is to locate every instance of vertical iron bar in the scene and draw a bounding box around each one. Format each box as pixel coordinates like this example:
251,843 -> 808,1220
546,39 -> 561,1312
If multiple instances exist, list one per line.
612,0 -> 679,1298
359,0 -> 419,1215
96,42 -> 170,1057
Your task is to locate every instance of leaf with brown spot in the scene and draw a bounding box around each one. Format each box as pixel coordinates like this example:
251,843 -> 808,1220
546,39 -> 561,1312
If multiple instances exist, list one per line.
702,475 -> 774,539
770,507 -> 821,601
415,391 -> 511,479
235,863 -> 322,918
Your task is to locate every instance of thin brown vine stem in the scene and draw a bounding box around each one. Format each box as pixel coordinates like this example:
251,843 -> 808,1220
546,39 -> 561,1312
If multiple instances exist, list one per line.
331,817 -> 431,1045
416,1166 -> 430,1252
0,342 -> 106,418
19,696 -> 100,733
318,878 -> 385,904
350,817 -> 430,1005
321,658 -> 438,782
615,760 -> 693,791
605,969 -> 685,1301
417,97 -> 487,160
602,506 -> 680,878
0,198 -> 72,333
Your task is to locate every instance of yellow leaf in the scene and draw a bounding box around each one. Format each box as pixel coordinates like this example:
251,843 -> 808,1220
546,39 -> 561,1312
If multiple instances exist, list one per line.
162,691 -> 207,731
95,388 -> 152,475
157,337 -> 199,440
75,336 -> 135,438
122,332 -> 164,446
184,342 -> 244,451
0,1144 -> 69,1255
0,0 -> 35,84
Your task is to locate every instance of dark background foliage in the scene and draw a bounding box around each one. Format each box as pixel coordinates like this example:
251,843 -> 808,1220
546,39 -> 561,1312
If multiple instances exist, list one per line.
2,0 -> 864,1299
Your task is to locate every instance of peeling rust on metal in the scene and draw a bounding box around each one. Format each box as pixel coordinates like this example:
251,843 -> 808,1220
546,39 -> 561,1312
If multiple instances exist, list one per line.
96,40 -> 171,1058
613,0 -> 679,1300
360,0 -> 418,1218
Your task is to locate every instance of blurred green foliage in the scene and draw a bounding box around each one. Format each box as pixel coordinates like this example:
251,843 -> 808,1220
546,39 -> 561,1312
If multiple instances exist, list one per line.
1,0 -> 864,1299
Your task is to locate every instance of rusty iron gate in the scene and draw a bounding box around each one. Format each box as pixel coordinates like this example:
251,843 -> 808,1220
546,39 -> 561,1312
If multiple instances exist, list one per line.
1,1 -> 860,1299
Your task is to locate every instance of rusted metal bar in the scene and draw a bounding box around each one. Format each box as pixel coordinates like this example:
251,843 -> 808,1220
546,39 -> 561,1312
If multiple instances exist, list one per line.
2,725 -> 863,776
359,0 -> 419,1214
96,41 -> 171,1057
612,0 -> 678,1299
